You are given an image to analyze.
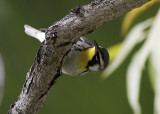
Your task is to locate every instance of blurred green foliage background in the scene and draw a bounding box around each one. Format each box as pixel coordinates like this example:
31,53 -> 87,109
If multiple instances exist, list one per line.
0,0 -> 157,114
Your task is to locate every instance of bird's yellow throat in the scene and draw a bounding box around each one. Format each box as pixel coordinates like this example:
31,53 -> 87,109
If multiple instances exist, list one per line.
78,47 -> 95,70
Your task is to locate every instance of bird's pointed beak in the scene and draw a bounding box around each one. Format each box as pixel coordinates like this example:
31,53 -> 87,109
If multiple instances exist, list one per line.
94,40 -> 99,53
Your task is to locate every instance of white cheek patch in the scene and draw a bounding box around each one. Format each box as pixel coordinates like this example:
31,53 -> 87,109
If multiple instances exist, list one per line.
99,53 -> 104,68
89,64 -> 100,71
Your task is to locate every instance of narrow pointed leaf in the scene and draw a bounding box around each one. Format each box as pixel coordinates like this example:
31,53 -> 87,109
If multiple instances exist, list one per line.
121,0 -> 159,37
151,43 -> 160,114
107,43 -> 122,62
102,18 -> 152,79
149,9 -> 160,114
127,9 -> 160,114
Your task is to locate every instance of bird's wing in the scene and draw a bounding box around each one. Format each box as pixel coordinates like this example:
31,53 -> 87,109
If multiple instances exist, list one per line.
79,36 -> 94,47
72,36 -> 94,51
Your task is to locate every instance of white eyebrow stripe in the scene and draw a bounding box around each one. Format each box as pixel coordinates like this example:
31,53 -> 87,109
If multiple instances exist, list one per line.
99,52 -> 104,68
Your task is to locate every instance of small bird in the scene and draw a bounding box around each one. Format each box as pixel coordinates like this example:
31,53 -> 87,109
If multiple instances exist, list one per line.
25,25 -> 109,76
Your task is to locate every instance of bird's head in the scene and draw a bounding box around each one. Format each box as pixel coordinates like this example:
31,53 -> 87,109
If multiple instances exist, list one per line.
88,40 -> 109,72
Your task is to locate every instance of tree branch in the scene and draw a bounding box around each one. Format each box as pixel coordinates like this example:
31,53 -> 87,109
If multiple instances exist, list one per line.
8,0 -> 151,113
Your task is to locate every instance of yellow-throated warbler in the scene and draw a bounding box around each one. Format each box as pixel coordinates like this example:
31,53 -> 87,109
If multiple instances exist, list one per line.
25,25 -> 109,76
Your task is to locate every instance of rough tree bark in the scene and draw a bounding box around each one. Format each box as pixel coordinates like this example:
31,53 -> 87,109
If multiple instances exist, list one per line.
8,0 -> 151,113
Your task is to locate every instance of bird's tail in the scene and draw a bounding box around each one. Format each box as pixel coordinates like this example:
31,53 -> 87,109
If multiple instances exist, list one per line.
24,24 -> 45,43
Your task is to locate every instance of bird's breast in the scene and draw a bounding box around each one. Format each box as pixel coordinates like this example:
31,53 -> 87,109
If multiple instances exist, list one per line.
78,47 -> 95,70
